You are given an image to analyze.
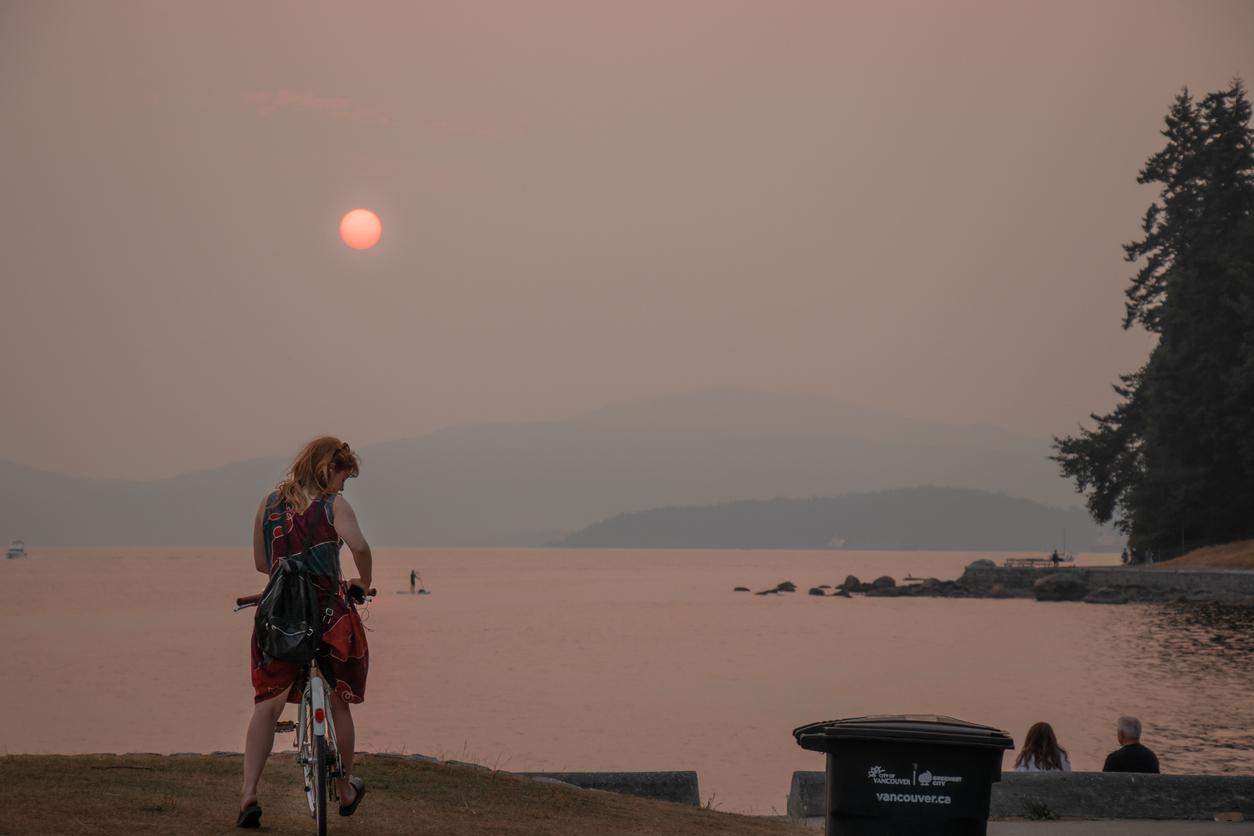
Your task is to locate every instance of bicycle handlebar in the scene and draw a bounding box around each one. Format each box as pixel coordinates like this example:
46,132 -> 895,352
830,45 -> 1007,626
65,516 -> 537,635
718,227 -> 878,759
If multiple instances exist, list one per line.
234,587 -> 377,610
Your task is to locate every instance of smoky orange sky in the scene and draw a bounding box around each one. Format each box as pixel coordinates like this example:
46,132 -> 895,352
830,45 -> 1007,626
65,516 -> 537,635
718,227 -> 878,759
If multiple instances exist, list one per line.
2,1 -> 1252,480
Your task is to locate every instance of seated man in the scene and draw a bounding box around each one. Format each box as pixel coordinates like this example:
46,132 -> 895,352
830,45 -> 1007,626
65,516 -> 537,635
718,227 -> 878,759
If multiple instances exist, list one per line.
1102,716 -> 1160,773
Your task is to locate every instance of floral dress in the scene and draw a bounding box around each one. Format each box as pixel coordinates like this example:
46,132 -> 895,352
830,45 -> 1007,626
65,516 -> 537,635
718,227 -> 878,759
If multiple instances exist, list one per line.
250,493 -> 369,704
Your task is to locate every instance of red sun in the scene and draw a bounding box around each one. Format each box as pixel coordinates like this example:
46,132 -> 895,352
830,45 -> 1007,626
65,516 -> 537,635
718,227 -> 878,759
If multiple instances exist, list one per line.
339,208 -> 382,250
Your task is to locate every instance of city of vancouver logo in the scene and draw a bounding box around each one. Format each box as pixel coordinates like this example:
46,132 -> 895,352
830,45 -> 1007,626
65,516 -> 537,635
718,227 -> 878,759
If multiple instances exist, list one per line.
865,766 -> 912,785
867,765 -> 964,787
869,763 -> 963,805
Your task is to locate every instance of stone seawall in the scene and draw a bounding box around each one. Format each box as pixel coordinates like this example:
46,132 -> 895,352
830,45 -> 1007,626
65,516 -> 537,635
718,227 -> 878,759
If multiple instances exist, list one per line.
958,565 -> 1254,604
787,770 -> 1254,820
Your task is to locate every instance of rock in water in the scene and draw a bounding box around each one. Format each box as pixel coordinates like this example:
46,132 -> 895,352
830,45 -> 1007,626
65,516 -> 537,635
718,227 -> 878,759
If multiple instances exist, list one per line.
967,559 -> 997,570
1084,587 -> 1129,605
1033,573 -> 1089,602
808,587 -> 826,596
733,587 -> 750,592
871,576 -> 896,590
776,581 -> 797,593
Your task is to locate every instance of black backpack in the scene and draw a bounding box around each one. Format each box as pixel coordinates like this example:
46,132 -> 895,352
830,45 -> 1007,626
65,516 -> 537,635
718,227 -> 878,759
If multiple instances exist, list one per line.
255,504 -> 323,664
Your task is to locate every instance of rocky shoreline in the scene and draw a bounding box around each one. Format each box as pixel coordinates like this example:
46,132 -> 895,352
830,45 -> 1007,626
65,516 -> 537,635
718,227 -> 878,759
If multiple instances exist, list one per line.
738,561 -> 1254,605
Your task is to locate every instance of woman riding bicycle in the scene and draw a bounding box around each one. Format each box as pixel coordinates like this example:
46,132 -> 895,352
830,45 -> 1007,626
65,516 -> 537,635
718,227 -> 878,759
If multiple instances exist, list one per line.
238,437 -> 372,828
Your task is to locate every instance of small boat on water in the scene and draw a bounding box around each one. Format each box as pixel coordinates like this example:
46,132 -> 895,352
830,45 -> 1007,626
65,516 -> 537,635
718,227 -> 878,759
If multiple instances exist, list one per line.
6,540 -> 27,559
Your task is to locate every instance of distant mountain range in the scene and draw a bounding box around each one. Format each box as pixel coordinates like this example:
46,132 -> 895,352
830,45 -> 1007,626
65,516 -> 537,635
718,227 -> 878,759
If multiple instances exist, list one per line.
555,486 -> 1114,551
0,389 -> 1092,547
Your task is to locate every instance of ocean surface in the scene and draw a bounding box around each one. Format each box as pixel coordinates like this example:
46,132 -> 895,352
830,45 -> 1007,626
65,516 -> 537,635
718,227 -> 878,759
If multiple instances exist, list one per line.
4,547 -> 1252,813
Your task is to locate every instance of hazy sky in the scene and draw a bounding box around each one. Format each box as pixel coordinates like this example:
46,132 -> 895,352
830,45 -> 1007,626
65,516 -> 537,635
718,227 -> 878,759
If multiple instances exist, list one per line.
2,1 -> 1252,480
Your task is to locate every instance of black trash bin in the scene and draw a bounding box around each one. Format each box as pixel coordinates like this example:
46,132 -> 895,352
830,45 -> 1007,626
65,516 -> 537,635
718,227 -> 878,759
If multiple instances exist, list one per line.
793,714 -> 1013,836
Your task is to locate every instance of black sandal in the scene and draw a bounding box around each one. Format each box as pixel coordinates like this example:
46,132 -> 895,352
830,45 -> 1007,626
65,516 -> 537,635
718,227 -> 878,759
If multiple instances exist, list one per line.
236,803 -> 262,828
339,777 -> 366,817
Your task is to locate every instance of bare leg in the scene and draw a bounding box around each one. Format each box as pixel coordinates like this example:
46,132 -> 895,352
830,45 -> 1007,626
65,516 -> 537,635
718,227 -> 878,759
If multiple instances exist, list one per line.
328,695 -> 356,804
240,689 -> 289,810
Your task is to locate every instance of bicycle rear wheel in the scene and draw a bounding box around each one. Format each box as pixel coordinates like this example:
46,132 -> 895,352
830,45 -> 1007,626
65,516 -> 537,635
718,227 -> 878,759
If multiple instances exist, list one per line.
313,734 -> 329,836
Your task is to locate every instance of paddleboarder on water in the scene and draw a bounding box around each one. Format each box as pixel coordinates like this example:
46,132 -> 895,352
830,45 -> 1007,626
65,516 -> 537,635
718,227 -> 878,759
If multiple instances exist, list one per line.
410,569 -> 417,593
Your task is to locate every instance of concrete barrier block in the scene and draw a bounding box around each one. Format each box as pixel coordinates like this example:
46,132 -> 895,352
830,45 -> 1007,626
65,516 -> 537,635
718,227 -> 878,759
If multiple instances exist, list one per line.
990,772 -> 1254,820
514,771 -> 700,806
788,770 -> 824,818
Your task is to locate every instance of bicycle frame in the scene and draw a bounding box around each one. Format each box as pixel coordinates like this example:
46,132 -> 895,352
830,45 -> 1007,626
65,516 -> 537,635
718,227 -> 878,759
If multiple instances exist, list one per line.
297,659 -> 343,812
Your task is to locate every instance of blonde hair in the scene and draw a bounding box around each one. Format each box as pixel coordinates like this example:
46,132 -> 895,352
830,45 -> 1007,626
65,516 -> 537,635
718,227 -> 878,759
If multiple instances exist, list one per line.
272,436 -> 360,514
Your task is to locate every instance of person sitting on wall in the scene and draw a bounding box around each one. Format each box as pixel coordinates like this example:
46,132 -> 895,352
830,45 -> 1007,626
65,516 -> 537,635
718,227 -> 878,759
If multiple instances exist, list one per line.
1013,722 -> 1071,771
1102,716 -> 1160,773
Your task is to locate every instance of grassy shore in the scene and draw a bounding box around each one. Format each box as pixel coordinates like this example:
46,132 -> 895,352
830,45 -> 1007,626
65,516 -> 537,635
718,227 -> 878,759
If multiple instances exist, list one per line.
1155,538 -> 1254,570
0,754 -> 806,835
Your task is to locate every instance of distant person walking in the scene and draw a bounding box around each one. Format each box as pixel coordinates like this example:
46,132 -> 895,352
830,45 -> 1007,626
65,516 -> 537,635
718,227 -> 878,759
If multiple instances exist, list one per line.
238,437 -> 373,827
410,569 -> 417,593
1121,546 -> 1130,565
1013,722 -> 1072,772
1102,716 -> 1160,773
1050,550 -> 1062,568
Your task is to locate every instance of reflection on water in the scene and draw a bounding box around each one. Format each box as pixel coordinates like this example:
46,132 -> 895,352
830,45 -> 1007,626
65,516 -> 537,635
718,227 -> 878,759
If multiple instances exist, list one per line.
1152,603 -> 1254,662
1129,603 -> 1254,772
3,548 -> 1252,813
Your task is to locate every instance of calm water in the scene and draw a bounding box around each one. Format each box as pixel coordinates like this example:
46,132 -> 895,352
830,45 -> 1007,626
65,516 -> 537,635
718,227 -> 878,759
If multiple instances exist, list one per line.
4,548 -> 1252,813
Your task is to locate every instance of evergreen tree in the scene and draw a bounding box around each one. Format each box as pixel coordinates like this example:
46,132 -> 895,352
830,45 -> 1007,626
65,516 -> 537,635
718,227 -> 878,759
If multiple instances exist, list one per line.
1054,80 -> 1254,557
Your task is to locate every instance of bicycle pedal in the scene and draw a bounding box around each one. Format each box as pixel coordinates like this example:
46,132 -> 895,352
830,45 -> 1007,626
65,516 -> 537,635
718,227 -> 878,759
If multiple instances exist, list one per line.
274,720 -> 297,733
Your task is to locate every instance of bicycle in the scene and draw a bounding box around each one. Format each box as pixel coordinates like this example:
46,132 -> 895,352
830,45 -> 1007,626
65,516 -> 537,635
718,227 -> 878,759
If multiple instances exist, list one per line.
235,585 -> 375,835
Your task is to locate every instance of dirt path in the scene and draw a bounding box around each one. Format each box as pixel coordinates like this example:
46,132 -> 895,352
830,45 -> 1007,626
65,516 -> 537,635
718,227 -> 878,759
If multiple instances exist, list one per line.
0,754 -> 807,835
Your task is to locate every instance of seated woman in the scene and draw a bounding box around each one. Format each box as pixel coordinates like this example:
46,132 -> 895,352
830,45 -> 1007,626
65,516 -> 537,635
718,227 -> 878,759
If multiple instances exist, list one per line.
1014,722 -> 1072,772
